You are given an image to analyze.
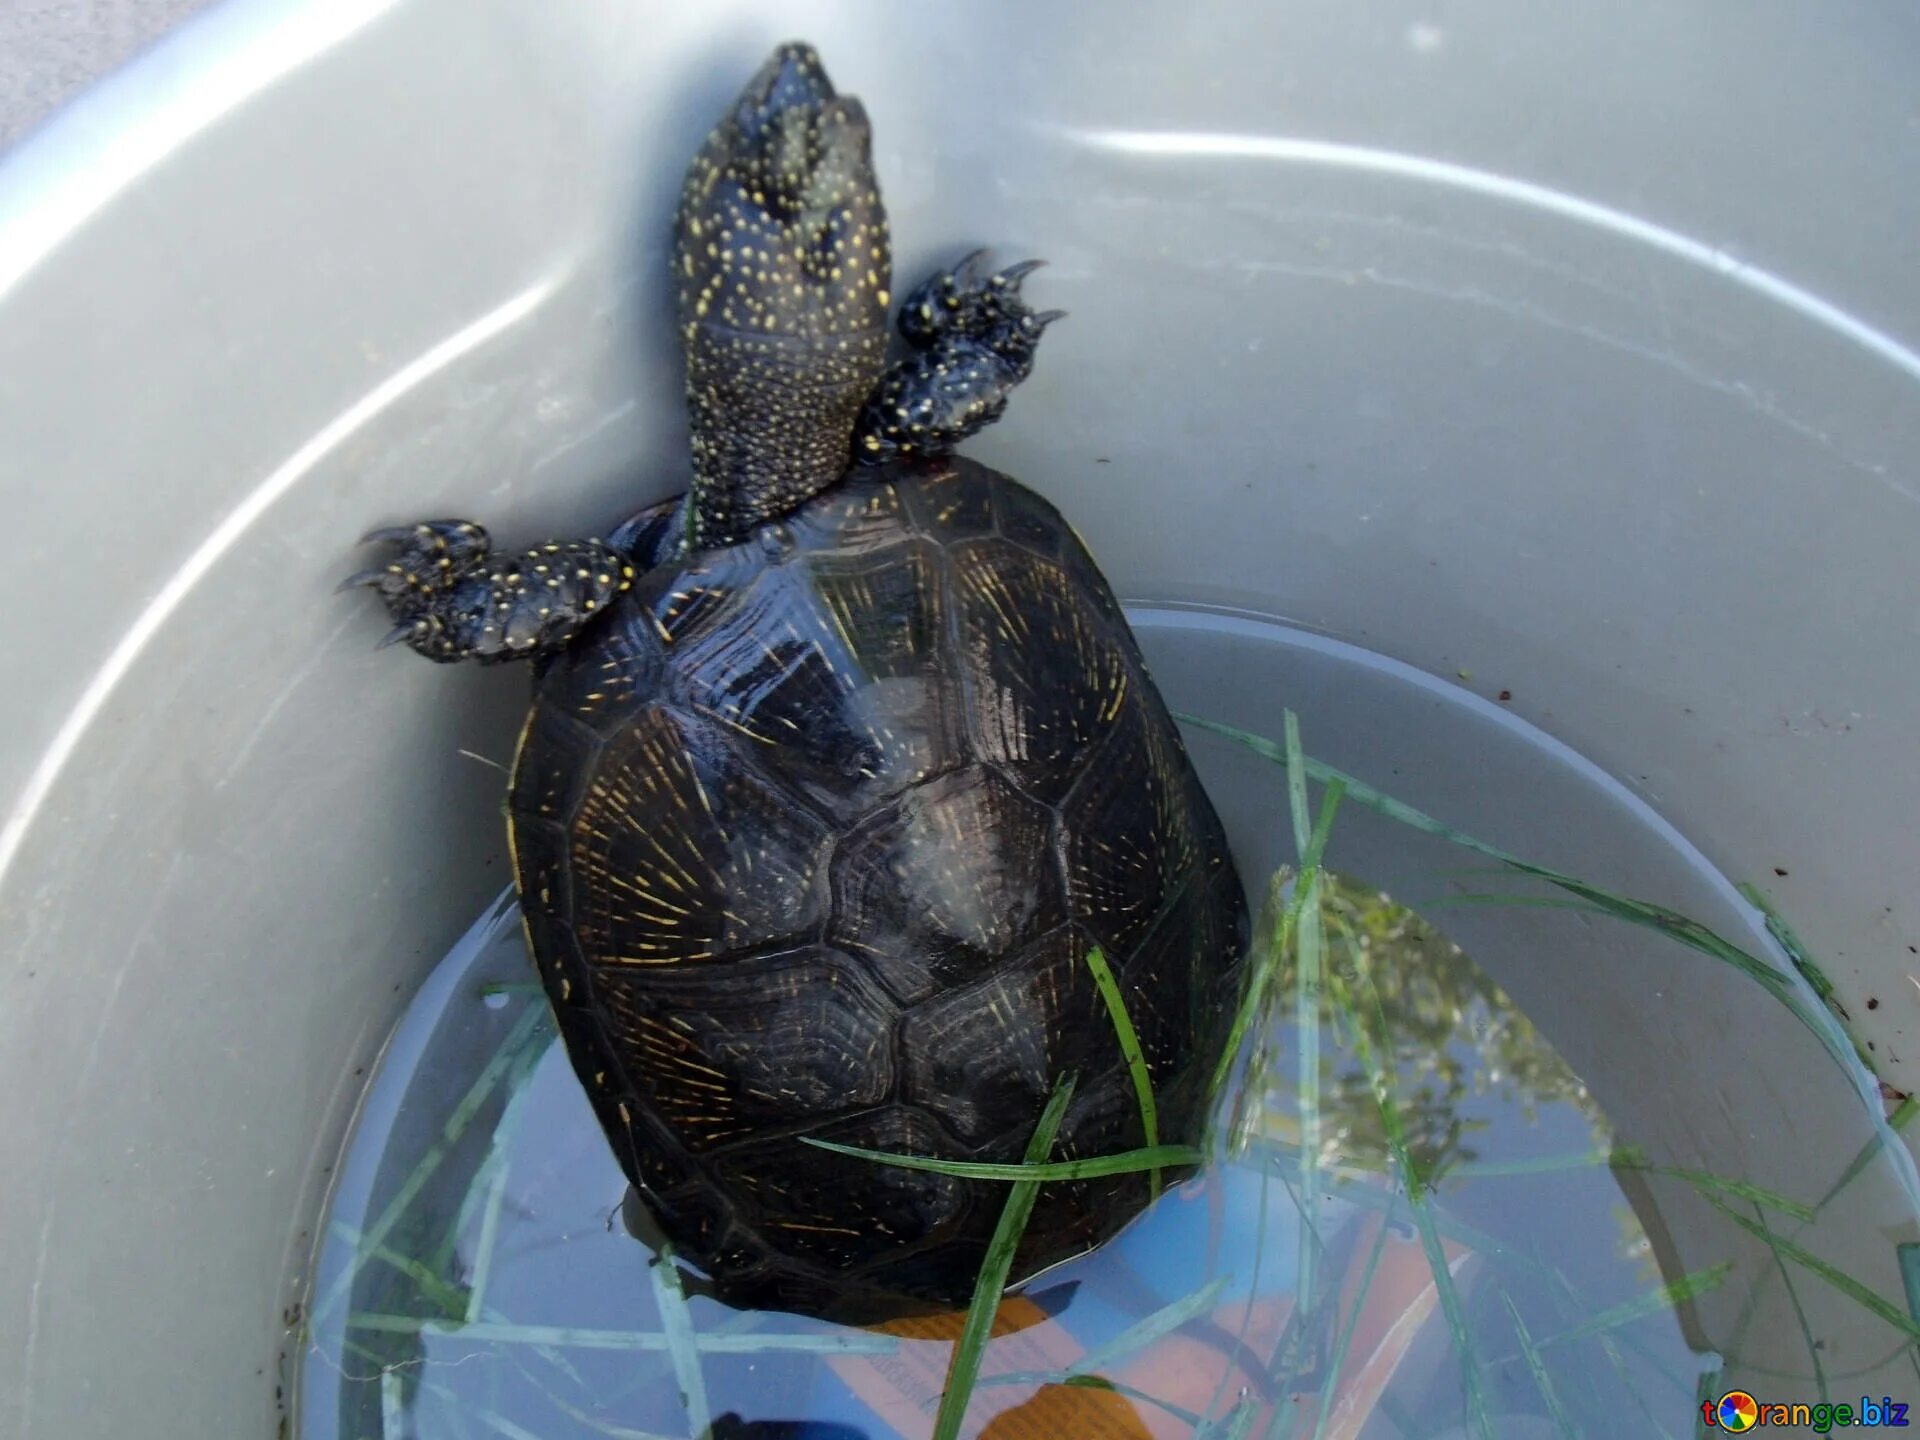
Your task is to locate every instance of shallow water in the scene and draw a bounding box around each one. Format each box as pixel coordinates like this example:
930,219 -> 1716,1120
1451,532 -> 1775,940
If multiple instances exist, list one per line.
300,609 -> 1919,1440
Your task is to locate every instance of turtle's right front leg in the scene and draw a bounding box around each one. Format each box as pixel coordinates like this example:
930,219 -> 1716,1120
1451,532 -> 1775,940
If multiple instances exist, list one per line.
852,250 -> 1065,465
340,519 -> 633,664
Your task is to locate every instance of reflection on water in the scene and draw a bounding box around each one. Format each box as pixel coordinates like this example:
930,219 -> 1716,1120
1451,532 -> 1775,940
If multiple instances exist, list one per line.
298,861 -> 1913,1440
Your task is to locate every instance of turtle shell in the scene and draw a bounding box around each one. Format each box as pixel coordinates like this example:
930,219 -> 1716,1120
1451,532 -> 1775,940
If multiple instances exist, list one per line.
509,455 -> 1248,1322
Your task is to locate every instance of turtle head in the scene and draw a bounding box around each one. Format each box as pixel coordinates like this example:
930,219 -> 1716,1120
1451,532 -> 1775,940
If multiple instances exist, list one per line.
674,43 -> 892,550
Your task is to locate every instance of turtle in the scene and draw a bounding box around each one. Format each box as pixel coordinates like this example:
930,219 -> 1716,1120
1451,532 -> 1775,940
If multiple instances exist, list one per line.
346,41 -> 1248,1323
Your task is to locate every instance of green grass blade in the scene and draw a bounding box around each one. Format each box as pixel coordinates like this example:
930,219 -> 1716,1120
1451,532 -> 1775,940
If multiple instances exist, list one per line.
1349,1047 -> 1486,1433
1179,715 -> 1861,1076
1502,1292 -> 1582,1439
380,1362 -> 406,1438
1812,1093 -> 1918,1215
1735,881 -> 1842,1009
1208,782 -> 1346,1109
1085,943 -> 1161,1198
1201,1148 -> 1276,1428
1694,1368 -> 1720,1440
1220,866 -> 1294,1146
1282,710 -> 1313,856
1537,1264 -> 1682,1440
932,1074 -> 1077,1440
430,1025 -> 545,1278
1304,1203 -> 1395,1440
1219,1398 -> 1261,1439
524,1386 -> 678,1440
1070,1275 -> 1231,1378
1605,1154 -> 1816,1222
313,1003 -> 552,1327
1700,1192 -> 1920,1341
462,1155 -> 514,1324
475,1409 -> 541,1440
343,1314 -> 897,1354
1284,712 -> 1329,1356
646,1240 -> 711,1437
1331,952 -> 1491,1439
1901,1243 -> 1920,1329
1448,1150 -> 1615,1178
797,1136 -> 1198,1180
326,1221 -> 469,1319
1536,1263 -> 1732,1350
1752,1202 -> 1829,1403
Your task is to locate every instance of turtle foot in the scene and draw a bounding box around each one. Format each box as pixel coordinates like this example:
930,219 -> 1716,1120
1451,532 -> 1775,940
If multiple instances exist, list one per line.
854,251 -> 1064,464
342,519 -> 633,664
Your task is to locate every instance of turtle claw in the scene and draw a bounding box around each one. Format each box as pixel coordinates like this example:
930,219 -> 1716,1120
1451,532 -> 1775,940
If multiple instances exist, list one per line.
344,515 -> 632,665
991,258 -> 1045,291
335,567 -> 391,594
857,250 -> 1062,464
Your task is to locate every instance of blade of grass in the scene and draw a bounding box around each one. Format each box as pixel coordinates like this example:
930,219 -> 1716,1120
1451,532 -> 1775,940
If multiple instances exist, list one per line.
1252,1141 -> 1533,1274
1180,715 -> 1860,1076
797,1137 -> 1197,1180
1303,1203 -> 1396,1440
343,1314 -> 897,1354
1812,1093 -> 1918,1215
1069,1274 -> 1231,1378
1699,1191 -> 1920,1341
1534,1263 -> 1733,1351
1284,712 -> 1329,1372
1724,1091 -> 1918,1364
1502,1292 -> 1582,1440
931,1074 -> 1077,1440
1537,1263 -> 1682,1440
432,1025 -> 546,1277
1694,1369 -> 1719,1440
1735,882 -> 1842,1011
474,1407 -> 554,1440
313,1003 -> 552,1327
1084,943 -> 1162,1198
1330,958 -> 1492,1440
1605,1153 -> 1815,1223
326,1221 -> 470,1319
462,1155 -> 514,1324
1448,1150 -> 1615,1178
1209,783 -> 1346,1108
974,1278 -> 1234,1401
1223,867 -> 1295,1149
1201,1141 -> 1276,1430
646,1241 -> 711,1438
1901,1243 -> 1920,1329
1217,1398 -> 1261,1439
511,1376 -> 679,1440
1752,1202 -> 1828,1404
380,1361 -> 406,1438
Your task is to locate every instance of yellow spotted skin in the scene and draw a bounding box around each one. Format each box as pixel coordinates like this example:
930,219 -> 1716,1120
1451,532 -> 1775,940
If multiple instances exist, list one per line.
676,43 -> 891,552
509,458 -> 1249,1323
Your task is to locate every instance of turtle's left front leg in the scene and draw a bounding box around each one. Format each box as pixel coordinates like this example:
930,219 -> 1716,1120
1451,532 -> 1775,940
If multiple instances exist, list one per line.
853,250 -> 1064,465
340,519 -> 633,664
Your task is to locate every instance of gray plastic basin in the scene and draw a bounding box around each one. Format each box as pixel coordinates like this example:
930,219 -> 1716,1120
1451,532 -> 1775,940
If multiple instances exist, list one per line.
3,2 -> 1918,1435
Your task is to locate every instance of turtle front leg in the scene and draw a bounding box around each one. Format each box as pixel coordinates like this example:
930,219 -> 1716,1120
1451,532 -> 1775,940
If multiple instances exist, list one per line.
340,519 -> 633,664
853,250 -> 1065,465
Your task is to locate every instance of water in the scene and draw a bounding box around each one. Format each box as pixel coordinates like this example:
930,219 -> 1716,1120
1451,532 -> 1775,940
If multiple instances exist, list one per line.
299,609 -> 1920,1440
